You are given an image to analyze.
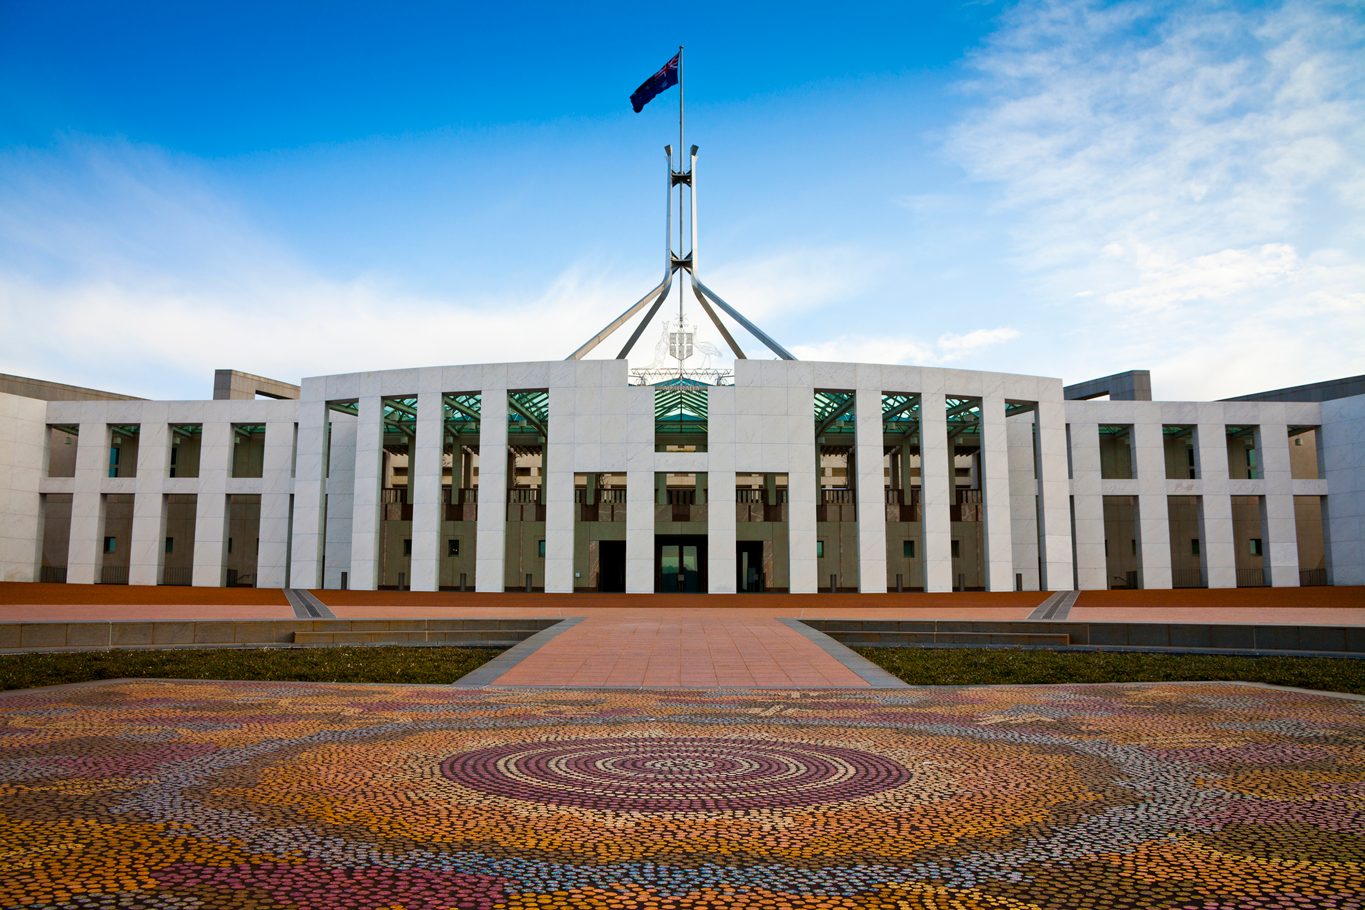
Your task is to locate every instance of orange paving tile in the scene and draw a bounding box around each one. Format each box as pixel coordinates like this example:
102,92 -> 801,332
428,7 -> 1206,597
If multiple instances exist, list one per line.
0,603 -> 294,621
494,614 -> 869,688
1074,586 -> 1364,609
0,581 -> 294,621
0,581 -> 290,605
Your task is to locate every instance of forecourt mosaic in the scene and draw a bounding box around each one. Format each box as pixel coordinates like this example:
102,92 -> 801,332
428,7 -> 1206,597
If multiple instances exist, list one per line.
1,681 -> 1363,909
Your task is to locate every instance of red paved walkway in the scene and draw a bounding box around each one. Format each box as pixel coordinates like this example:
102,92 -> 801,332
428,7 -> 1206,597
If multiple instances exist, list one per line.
492,613 -> 868,687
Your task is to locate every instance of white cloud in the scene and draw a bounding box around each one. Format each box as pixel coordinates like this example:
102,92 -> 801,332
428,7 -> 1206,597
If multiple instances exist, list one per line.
791,325 -> 1019,366
705,245 -> 893,322
0,138 -> 912,395
935,327 -> 1023,361
0,139 -> 701,397
948,0 -> 1365,397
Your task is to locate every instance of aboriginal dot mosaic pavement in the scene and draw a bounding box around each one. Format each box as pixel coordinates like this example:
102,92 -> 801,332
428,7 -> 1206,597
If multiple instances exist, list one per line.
1,680 -> 1363,909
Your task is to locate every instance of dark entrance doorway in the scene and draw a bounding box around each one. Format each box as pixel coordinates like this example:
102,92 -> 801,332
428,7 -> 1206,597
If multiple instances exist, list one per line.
655,535 -> 707,592
736,541 -> 764,592
598,540 -> 626,592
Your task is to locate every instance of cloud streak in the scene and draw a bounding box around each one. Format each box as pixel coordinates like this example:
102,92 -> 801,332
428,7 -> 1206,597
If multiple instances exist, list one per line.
0,138 -> 672,398
948,0 -> 1365,397
791,326 -> 1020,366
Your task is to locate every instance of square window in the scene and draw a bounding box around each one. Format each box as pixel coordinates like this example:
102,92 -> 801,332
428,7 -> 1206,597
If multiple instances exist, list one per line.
448,539 -> 460,557
538,540 -> 546,558
816,540 -> 825,559
1250,538 -> 1263,556
1191,538 -> 1200,556
103,536 -> 116,554
165,537 -> 174,554
403,539 -> 412,557
902,540 -> 915,558
951,540 -> 960,559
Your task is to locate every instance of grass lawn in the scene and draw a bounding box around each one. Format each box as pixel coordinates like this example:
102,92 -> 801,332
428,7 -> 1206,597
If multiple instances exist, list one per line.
855,646 -> 1365,695
0,646 -> 503,692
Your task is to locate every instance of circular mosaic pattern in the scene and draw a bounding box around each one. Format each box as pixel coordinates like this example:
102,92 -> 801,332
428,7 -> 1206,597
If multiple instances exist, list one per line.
440,736 -> 913,811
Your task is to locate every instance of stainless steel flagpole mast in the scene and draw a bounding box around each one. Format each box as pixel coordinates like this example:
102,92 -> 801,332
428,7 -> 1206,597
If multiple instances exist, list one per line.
677,45 -> 685,377
567,45 -> 795,364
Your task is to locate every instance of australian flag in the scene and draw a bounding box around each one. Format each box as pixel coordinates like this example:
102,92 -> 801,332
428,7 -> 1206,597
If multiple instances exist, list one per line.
630,52 -> 680,113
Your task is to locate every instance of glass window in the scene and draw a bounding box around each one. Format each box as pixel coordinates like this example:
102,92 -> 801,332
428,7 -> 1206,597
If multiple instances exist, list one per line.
951,540 -> 960,559
1191,538 -> 1200,556
403,539 -> 412,556
538,540 -> 546,558
165,537 -> 174,554
103,537 -> 116,553
448,539 -> 459,557
816,540 -> 825,558
1250,538 -> 1263,556
903,540 -> 915,558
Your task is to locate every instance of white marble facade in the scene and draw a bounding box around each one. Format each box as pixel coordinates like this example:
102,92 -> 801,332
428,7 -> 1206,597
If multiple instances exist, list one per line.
0,359 -> 1357,592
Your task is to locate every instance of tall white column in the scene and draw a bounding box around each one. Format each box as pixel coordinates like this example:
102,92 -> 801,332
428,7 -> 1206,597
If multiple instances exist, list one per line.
854,390 -> 888,592
1035,397 -> 1075,590
1007,413 -> 1041,591
1259,423 -> 1300,587
66,421 -> 108,584
707,386 -> 737,594
626,469 -> 655,593
0,393 -> 46,584
348,397 -> 384,590
707,469 -> 737,593
544,386 -> 575,594
257,416 -> 296,589
192,421 -> 231,587
289,396 -> 329,590
1132,416 -> 1172,589
786,382 -> 819,594
323,413 -> 356,588
920,391 -> 952,592
409,387 -> 444,592
129,417 -> 169,586
1068,421 -> 1106,589
475,389 -> 508,592
787,465 -> 818,594
1321,394 -> 1365,586
625,385 -> 655,593
979,396 -> 1014,592
1195,416 -> 1236,588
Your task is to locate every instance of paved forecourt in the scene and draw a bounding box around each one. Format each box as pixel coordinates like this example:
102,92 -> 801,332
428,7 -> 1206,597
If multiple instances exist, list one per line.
3,584 -> 1364,687
2,678 -> 1362,908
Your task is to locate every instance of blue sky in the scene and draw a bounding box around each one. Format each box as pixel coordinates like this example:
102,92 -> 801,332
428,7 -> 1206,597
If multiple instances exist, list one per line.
1,0 -> 1362,400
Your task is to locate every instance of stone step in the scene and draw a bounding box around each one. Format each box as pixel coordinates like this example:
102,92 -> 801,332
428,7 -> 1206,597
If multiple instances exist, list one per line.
293,629 -> 542,646
0,618 -> 563,652
826,631 -> 1071,647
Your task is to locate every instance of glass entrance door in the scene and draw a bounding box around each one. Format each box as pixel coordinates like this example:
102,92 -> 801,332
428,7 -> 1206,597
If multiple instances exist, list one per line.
661,545 -> 680,592
655,536 -> 708,593
681,545 -> 698,592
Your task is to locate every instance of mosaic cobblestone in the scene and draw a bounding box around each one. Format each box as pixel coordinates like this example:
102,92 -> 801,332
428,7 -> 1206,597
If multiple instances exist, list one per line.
0,681 -> 1362,908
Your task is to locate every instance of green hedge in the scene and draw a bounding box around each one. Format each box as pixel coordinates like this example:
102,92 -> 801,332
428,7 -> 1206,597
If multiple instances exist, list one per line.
854,646 -> 1365,695
0,646 -> 502,692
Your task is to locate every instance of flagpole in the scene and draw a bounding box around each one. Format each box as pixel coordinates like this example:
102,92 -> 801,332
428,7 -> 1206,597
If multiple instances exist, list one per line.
678,44 -> 685,368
